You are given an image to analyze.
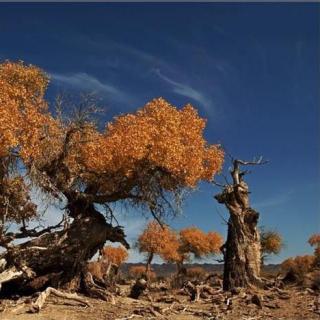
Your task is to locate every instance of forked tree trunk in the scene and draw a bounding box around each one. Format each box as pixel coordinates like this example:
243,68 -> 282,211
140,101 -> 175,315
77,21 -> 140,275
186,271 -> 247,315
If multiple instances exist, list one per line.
215,158 -> 265,291
0,201 -> 129,297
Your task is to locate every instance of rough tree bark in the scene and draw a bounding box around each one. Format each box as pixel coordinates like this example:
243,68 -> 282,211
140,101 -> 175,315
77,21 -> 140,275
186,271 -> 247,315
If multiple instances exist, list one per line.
0,199 -> 129,297
214,157 -> 267,291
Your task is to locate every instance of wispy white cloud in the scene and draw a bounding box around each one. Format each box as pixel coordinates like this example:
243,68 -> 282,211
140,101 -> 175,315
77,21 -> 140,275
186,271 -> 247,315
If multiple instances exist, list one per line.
64,36 -> 221,117
51,72 -> 131,104
153,69 -> 214,114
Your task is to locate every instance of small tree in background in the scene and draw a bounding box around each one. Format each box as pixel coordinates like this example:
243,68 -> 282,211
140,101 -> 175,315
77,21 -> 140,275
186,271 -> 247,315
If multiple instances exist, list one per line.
101,245 -> 129,277
162,227 -> 223,275
260,228 -> 283,265
87,245 -> 128,283
308,233 -> 320,267
137,221 -> 180,277
179,227 -> 223,273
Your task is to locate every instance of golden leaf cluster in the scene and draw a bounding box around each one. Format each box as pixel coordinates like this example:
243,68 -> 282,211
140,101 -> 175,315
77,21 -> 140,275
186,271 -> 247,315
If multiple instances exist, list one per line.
83,98 -> 224,192
87,245 -> 128,281
137,221 -> 223,264
0,61 -> 61,161
101,245 -> 129,266
178,227 -> 223,261
137,221 -> 180,262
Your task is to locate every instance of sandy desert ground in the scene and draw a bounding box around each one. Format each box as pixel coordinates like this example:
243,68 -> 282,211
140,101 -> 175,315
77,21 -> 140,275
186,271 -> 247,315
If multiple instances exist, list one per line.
1,283 -> 319,320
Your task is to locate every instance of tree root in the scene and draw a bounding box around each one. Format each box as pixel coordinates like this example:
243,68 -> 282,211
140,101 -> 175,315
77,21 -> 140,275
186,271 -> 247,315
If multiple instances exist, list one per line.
29,287 -> 92,313
0,267 -> 23,291
83,272 -> 115,304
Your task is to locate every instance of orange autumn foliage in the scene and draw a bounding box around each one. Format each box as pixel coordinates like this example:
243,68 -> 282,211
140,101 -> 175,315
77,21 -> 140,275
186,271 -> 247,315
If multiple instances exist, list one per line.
0,61 -> 224,235
0,61 -> 60,224
260,229 -> 283,264
137,221 -> 180,262
101,245 -> 128,267
150,226 -> 224,266
0,61 -> 61,161
84,99 -> 224,190
206,231 -> 224,253
281,255 -> 315,280
177,227 -> 223,262
87,246 -> 128,281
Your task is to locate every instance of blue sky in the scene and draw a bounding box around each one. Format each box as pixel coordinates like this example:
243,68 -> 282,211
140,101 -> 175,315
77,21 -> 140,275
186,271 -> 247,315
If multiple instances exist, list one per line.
0,3 -> 319,263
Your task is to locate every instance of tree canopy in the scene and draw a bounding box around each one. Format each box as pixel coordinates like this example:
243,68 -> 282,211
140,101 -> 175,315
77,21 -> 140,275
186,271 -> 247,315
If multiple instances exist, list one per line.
0,61 -> 224,247
175,227 -> 223,263
137,222 -> 223,269
137,221 -> 180,262
101,245 -> 128,267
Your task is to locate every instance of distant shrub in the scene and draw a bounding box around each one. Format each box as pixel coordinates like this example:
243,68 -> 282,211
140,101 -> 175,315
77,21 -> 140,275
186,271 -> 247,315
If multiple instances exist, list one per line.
281,255 -> 315,283
260,228 -> 283,264
308,233 -> 320,267
308,234 -> 320,247
186,266 -> 207,279
128,265 -> 156,280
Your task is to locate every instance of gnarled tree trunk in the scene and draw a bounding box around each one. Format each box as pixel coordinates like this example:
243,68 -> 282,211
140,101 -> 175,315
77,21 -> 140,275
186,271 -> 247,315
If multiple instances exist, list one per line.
222,208 -> 261,290
0,200 -> 129,297
214,158 -> 266,291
